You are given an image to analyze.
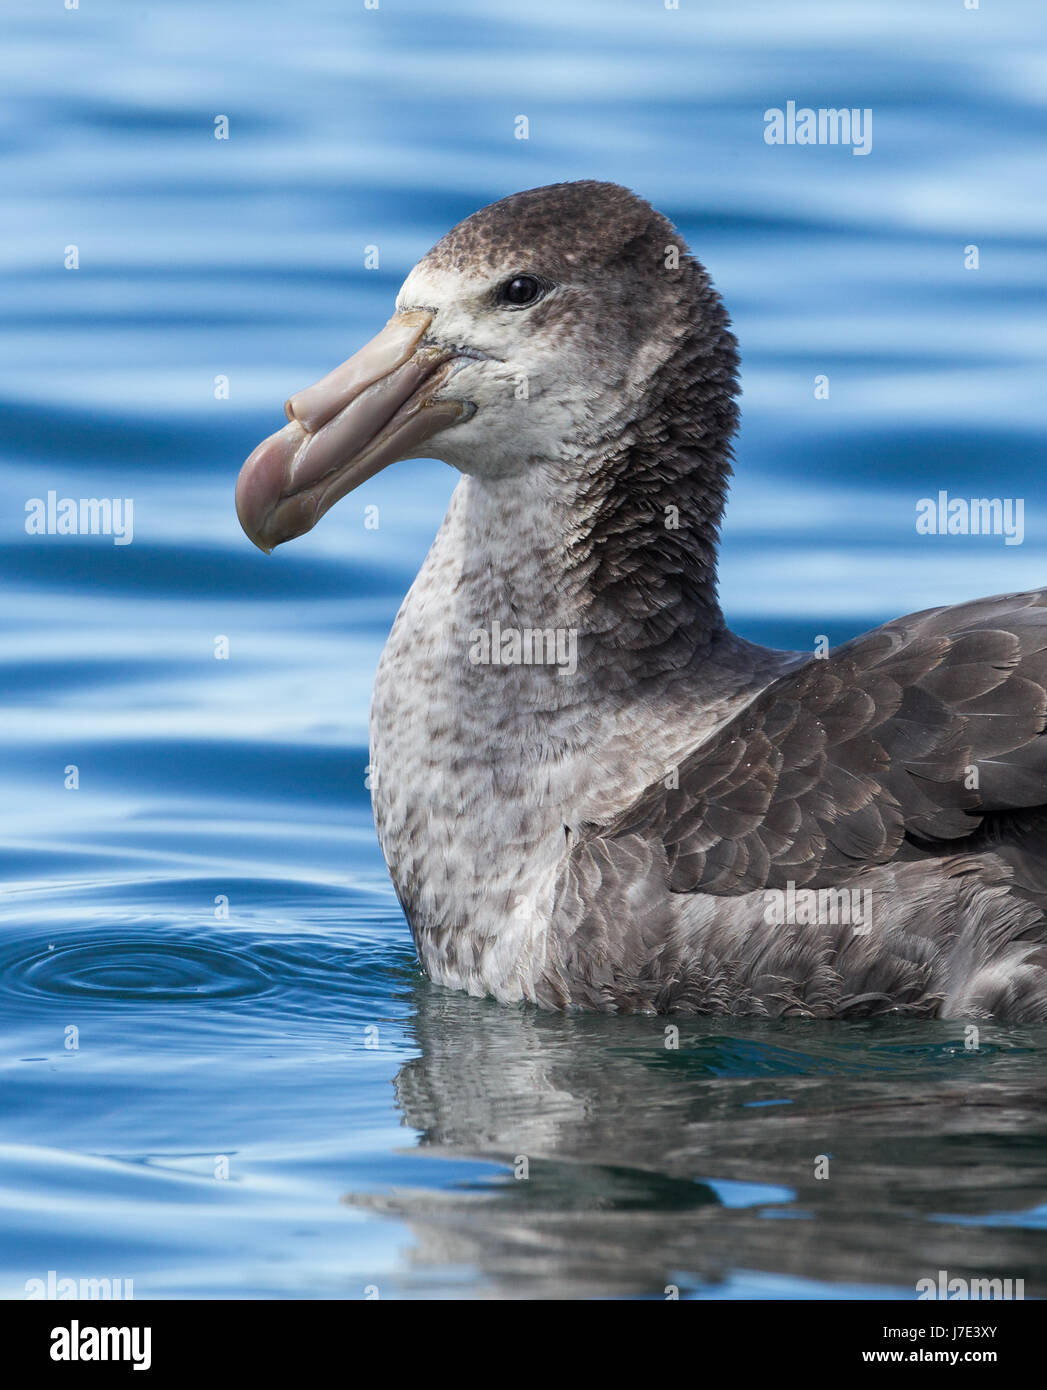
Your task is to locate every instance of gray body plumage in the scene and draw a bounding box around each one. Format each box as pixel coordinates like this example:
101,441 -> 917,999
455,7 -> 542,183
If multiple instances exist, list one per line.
361,182 -> 1047,1020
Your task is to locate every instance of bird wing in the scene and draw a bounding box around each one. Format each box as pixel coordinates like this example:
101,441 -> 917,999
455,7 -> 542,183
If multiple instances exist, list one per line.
587,589 -> 1047,896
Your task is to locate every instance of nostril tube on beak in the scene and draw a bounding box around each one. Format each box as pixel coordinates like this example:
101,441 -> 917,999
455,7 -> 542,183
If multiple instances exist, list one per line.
236,305 -> 471,553
283,309 -> 434,434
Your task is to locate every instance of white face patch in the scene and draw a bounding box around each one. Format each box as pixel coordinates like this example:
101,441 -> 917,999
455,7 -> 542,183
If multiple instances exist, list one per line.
393,261 -> 624,480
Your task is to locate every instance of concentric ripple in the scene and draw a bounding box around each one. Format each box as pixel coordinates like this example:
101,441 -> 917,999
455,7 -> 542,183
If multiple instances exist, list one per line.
2,932 -> 273,1004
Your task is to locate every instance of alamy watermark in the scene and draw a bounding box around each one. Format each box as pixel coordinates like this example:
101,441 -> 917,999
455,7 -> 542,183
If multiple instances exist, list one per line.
25,491 -> 134,545
469,619 -> 578,676
917,1270 -> 1024,1300
764,881 -> 872,934
764,101 -> 872,156
26,1270 -> 134,1299
916,491 -> 1024,546
49,1322 -> 151,1371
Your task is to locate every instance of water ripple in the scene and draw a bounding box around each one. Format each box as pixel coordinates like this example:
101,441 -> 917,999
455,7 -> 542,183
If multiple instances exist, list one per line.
2,931 -> 274,1004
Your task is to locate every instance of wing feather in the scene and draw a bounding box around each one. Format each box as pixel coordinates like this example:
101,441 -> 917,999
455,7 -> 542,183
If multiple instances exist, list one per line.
596,589 -> 1047,896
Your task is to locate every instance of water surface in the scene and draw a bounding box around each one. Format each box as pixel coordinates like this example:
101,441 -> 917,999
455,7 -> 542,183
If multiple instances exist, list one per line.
2,0 -> 1046,1298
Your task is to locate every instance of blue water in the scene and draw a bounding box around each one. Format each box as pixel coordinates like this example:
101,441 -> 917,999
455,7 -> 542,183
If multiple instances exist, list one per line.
2,0 -> 1046,1299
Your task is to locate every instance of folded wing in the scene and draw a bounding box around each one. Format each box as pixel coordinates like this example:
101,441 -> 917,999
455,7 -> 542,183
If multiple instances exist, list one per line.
594,589 -> 1047,896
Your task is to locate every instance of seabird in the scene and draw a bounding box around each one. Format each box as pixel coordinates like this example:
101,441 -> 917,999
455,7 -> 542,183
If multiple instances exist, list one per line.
237,180 -> 1047,1019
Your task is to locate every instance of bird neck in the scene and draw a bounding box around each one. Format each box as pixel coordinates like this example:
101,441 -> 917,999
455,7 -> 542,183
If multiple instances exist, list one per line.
494,324 -> 740,689
448,443 -> 732,697
572,383 -> 736,684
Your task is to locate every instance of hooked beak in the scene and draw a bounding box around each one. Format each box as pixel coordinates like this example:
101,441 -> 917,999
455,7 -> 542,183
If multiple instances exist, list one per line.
236,309 -> 471,552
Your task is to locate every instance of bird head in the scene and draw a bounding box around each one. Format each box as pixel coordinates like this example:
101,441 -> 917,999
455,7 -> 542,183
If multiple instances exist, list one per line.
236,180 -> 737,553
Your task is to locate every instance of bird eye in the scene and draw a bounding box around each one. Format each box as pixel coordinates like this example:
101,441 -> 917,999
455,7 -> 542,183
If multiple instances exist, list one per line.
496,274 -> 546,308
